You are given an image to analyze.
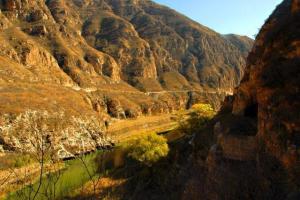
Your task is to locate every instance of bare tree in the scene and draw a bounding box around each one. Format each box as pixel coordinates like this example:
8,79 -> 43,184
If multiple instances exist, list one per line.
0,111 -> 64,200
1,110 -> 112,199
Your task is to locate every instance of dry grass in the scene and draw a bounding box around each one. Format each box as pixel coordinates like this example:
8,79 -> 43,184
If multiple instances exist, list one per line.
0,82 -> 94,116
72,177 -> 127,200
160,71 -> 192,90
107,114 -> 178,143
0,161 -> 64,199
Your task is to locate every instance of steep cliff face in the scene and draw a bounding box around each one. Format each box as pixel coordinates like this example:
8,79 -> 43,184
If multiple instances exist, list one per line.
99,0 -> 250,90
223,34 -> 254,57
0,110 -> 114,160
232,0 -> 300,167
184,1 -> 300,199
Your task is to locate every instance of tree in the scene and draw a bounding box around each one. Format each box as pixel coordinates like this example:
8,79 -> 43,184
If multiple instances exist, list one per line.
0,110 -> 64,200
1,110 -> 113,199
1,111 -> 73,199
179,103 -> 216,135
125,133 -> 169,167
191,103 -> 215,119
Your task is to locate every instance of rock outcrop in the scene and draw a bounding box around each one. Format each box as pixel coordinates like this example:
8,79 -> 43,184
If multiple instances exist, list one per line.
186,1 -> 300,199
0,110 -> 114,160
232,0 -> 300,168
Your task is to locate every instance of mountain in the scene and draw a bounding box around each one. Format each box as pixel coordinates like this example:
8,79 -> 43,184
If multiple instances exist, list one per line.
223,34 -> 254,56
0,0 -> 252,119
232,0 -> 300,168
0,0 -> 253,158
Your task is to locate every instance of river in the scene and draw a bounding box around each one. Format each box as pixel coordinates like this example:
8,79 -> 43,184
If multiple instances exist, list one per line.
6,127 -> 183,200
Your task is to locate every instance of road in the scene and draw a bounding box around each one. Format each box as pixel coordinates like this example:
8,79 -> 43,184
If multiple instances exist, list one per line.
144,89 -> 233,96
69,86 -> 233,96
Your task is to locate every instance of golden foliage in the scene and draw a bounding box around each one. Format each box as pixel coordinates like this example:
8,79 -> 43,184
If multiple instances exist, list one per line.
123,133 -> 169,167
191,103 -> 216,119
179,103 -> 216,135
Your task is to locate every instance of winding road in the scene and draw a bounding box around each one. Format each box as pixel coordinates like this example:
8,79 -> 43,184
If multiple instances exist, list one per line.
70,86 -> 233,96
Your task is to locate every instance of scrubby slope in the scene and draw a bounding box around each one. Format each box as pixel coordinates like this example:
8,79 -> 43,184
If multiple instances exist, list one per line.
0,0 -> 255,158
0,0 -> 252,118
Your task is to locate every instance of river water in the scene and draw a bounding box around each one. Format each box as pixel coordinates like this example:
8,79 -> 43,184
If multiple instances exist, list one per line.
6,129 -> 183,200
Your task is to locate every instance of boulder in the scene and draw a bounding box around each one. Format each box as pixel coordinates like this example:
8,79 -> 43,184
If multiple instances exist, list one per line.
217,134 -> 257,161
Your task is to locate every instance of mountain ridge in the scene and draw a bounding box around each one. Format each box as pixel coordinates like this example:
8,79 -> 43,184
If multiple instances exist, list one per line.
0,0 -> 252,118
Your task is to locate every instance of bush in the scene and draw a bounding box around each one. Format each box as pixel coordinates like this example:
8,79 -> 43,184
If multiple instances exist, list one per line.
124,133 -> 169,167
191,103 -> 215,118
179,103 -> 216,135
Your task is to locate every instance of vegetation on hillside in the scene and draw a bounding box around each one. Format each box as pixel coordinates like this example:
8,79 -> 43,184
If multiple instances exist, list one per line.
179,103 -> 216,135
123,133 -> 169,167
1,103 -> 216,199
0,153 -> 35,170
0,110 -> 113,200
74,103 -> 217,199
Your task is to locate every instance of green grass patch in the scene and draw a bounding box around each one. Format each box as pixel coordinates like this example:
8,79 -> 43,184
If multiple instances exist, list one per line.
6,152 -> 101,200
0,153 -> 35,170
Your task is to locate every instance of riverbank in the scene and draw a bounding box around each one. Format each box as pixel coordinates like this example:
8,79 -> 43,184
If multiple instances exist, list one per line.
0,162 -> 64,199
4,129 -> 182,200
1,112 -> 183,200
65,129 -> 188,200
107,114 -> 179,143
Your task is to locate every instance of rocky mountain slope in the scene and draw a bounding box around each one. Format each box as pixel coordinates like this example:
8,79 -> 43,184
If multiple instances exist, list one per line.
182,0 -> 300,199
232,0 -> 300,170
0,0 -> 253,157
0,0 -> 252,119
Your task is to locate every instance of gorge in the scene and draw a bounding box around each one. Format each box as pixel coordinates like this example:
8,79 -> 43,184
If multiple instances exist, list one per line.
0,0 -> 252,157
1,0 -> 299,200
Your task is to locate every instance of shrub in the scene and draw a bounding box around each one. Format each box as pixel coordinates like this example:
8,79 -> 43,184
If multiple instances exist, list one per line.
124,133 -> 169,167
179,103 -> 216,135
191,103 -> 215,118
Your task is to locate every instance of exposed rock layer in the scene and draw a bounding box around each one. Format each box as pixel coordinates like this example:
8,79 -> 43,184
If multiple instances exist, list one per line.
232,0 -> 300,167
184,1 -> 300,199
